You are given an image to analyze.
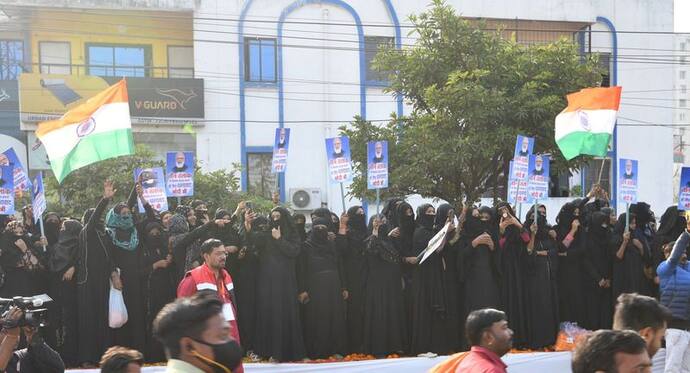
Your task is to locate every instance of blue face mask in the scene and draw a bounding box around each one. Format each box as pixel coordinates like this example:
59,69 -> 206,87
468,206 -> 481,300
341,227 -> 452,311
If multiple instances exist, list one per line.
105,209 -> 139,250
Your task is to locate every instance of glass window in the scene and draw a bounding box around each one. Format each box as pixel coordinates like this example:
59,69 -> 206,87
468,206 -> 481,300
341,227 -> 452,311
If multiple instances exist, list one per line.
87,44 -> 150,77
244,38 -> 276,83
40,42 -> 71,75
681,99 -> 687,108
583,158 -> 611,198
681,71 -> 686,80
168,46 -> 194,78
682,42 -> 686,51
597,52 -> 611,87
365,36 -> 394,82
0,40 -> 23,80
680,112 -> 686,121
247,152 -> 275,198
683,85 -> 687,94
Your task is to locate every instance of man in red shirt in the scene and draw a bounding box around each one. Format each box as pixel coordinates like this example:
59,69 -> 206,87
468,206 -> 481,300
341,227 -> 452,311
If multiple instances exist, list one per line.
178,238 -> 244,373
456,309 -> 513,373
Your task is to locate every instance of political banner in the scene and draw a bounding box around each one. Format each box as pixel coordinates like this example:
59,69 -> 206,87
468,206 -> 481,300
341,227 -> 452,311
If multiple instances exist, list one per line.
511,135 -> 534,181
1,147 -> 30,192
526,154 -> 550,203
271,128 -> 290,173
367,140 -> 388,189
0,165 -> 14,215
166,152 -> 194,197
678,167 -> 690,210
325,136 -> 353,183
134,167 -> 168,213
618,158 -> 638,205
32,172 -> 46,222
507,161 -> 528,205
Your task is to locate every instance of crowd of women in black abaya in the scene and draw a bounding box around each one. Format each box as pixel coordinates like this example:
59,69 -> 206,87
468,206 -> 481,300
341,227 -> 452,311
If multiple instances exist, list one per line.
0,180 -> 681,366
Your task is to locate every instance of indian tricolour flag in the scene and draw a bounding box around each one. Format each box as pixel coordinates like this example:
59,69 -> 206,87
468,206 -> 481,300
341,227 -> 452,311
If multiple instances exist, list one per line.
36,80 -> 134,183
555,86 -> 622,160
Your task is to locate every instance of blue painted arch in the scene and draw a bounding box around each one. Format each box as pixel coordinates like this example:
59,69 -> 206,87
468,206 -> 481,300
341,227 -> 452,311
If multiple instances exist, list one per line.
596,16 -> 618,209
238,0 -> 403,201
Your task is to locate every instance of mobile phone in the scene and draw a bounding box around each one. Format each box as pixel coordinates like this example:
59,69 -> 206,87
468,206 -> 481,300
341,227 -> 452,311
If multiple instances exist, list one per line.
245,201 -> 252,210
502,213 -> 509,219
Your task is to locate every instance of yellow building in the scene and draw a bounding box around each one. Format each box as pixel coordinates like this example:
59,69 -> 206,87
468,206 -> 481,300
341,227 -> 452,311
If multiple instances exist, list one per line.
0,1 -> 201,171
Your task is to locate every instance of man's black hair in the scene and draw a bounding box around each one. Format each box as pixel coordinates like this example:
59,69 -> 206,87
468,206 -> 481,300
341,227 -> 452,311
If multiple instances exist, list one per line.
572,330 -> 648,373
153,291 -> 224,359
99,346 -> 144,373
465,308 -> 507,346
200,238 -> 224,256
613,293 -> 672,332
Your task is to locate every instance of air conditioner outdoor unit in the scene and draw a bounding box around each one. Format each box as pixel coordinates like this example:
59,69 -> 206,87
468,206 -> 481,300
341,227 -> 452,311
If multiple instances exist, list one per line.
289,188 -> 322,210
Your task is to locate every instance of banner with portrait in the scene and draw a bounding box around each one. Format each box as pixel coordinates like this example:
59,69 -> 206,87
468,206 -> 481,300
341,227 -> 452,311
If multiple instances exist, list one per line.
134,167 -> 169,213
166,151 -> 194,197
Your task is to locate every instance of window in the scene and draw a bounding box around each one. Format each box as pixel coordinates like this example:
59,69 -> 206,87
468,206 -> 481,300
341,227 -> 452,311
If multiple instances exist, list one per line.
681,71 -> 686,80
597,52 -> 611,87
244,38 -> 276,83
365,36 -> 394,82
583,158 -> 611,198
681,99 -> 687,108
86,44 -> 151,77
0,40 -> 23,80
680,112 -> 686,121
168,46 -> 193,78
683,56 -> 688,65
247,152 -> 275,198
683,85 -> 687,94
40,42 -> 71,75
682,42 -> 687,51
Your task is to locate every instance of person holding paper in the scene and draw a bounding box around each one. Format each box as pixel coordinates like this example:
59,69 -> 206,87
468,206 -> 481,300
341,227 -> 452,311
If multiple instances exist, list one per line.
0,220 -> 49,298
523,206 -> 559,349
458,207 -> 501,326
409,204 -> 457,355
496,202 -> 528,348
436,203 -> 462,352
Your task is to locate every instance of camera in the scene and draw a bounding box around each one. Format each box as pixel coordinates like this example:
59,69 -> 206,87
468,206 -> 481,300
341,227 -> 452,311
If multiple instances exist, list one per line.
0,294 -> 52,328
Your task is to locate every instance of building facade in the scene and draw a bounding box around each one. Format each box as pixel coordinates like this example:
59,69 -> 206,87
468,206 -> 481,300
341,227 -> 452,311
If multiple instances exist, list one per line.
0,0 -> 675,216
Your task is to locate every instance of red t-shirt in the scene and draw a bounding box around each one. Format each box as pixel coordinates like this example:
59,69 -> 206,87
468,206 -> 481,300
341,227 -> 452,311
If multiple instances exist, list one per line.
455,346 -> 508,373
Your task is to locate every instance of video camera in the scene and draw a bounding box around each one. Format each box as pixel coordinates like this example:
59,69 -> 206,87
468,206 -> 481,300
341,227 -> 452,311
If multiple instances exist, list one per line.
0,294 -> 52,328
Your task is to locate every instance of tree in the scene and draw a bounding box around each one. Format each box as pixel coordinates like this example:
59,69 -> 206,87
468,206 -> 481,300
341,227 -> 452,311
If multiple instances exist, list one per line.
341,0 -> 602,206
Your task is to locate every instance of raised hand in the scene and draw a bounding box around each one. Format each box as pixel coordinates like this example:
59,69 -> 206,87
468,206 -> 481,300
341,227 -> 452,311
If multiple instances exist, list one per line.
272,225 -> 281,240
103,180 -> 116,199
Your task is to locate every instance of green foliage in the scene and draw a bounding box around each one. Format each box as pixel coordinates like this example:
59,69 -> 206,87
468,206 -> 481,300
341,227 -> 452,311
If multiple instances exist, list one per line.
342,0 -> 602,205
570,185 -> 583,197
42,145 -> 272,218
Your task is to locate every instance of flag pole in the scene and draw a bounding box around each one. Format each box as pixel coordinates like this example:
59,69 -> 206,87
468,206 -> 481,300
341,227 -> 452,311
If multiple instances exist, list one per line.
339,183 -> 346,214
38,217 -> 46,252
625,202 -> 630,232
376,188 -> 380,216
597,158 -> 607,185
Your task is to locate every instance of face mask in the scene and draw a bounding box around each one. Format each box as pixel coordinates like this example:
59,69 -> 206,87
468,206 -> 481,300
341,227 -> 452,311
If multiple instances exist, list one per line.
191,338 -> 239,373
349,214 -> 365,226
312,226 -> 329,242
419,214 -> 435,229
270,219 -> 280,229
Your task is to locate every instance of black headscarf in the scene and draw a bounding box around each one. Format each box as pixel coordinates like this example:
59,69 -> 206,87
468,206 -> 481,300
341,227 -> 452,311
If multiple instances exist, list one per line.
212,209 -> 240,247
347,206 -> 368,241
308,217 -> 331,246
434,203 -> 454,231
271,206 -> 295,241
416,203 -> 435,230
382,198 -> 403,228
51,219 -> 83,273
143,221 -> 167,252
555,201 -> 578,239
311,207 -> 334,232
525,206 -> 550,241
43,212 -> 61,246
293,213 -> 307,242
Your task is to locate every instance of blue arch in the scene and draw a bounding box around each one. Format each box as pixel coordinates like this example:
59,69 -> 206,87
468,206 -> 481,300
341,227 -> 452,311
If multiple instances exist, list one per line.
238,0 -> 403,197
596,16 -> 618,209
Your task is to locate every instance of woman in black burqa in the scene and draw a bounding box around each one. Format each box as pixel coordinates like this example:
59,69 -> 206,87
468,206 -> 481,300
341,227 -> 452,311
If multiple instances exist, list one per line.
409,204 -> 455,355
458,206 -> 501,319
582,209 -> 614,330
298,216 -> 347,358
362,199 -> 406,357
49,219 -> 82,366
522,206 -> 559,349
611,213 -> 650,299
249,206 -> 305,362
76,181 -> 117,366
554,201 -> 587,326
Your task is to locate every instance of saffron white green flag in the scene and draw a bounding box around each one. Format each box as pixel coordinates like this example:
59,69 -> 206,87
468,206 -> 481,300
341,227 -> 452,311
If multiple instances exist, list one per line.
555,86 -> 622,160
35,80 -> 134,183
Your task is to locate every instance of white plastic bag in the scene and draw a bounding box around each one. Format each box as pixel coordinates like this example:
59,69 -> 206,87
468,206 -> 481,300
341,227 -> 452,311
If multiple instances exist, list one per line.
109,281 -> 128,328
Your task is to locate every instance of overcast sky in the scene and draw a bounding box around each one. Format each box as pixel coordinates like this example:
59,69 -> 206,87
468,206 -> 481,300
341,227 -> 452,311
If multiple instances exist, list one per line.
678,0 -> 689,32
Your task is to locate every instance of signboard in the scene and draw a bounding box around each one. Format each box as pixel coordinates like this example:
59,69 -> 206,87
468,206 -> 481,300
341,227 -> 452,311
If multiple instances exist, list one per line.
134,167 -> 169,213
271,128 -> 290,173
19,73 -> 204,124
325,136 -> 353,183
27,132 -> 51,171
512,135 -> 534,181
0,80 -> 21,141
0,147 -> 30,192
618,158 -> 638,205
32,172 -> 46,222
526,154 -> 550,202
678,167 -> 690,210
0,165 -> 14,215
507,161 -> 528,205
166,151 -> 194,197
367,140 -> 388,189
